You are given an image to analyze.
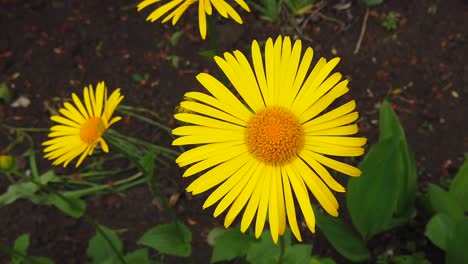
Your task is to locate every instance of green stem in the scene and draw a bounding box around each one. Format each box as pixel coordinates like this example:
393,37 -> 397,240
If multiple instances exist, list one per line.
107,129 -> 180,158
0,124 -> 49,133
278,235 -> 285,264
4,172 -> 15,184
12,171 -> 128,264
0,241 -> 44,264
63,172 -> 143,198
206,15 -> 220,56
118,109 -> 173,136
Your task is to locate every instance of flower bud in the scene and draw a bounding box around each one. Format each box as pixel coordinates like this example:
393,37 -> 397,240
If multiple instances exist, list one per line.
0,154 -> 15,173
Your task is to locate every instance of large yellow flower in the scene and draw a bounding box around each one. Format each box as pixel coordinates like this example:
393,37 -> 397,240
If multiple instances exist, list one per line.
43,82 -> 124,167
137,0 -> 250,39
173,36 -> 366,243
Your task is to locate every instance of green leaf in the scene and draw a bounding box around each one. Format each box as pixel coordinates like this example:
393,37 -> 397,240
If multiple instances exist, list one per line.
12,234 -> 30,264
211,228 -> 255,263
0,82 -> 11,102
0,182 -> 39,206
315,210 -> 369,262
170,31 -> 184,46
206,227 -> 226,246
428,184 -> 464,220
365,0 -> 383,6
310,257 -> 336,264
449,155 -> 468,211
171,56 -> 180,69
30,257 -> 55,264
125,249 -> 152,264
47,194 -> 86,218
347,138 -> 401,240
425,213 -> 453,250
379,100 -> 417,218
246,233 -> 280,264
132,74 -> 143,82
87,225 -> 123,264
250,0 -> 282,22
283,244 -> 312,264
198,49 -> 218,59
283,0 -> 315,15
138,221 -> 192,257
446,218 -> 468,264
139,152 -> 155,180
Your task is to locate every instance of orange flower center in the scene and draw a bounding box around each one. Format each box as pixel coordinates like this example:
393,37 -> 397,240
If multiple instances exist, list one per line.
80,117 -> 105,144
246,107 -> 304,165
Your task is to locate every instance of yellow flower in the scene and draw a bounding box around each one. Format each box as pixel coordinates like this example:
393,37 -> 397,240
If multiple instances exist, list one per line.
137,0 -> 250,39
172,36 -> 366,243
43,82 -> 124,167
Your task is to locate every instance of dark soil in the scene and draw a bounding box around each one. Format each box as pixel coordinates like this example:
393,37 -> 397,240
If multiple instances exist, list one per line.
1,0 -> 467,263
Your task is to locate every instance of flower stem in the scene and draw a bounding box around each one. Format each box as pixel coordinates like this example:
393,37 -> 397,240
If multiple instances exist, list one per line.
278,235 -> 286,264
207,15 -> 220,56
63,172 -> 143,197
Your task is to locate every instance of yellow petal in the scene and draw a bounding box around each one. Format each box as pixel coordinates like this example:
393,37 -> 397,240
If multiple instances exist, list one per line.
310,152 -> 362,177
300,149 -> 345,192
187,152 -> 251,195
281,166 -> 302,241
182,144 -> 247,177
198,0 -> 207,39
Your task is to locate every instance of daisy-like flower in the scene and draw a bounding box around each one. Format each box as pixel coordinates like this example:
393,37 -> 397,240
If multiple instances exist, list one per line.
43,82 -> 124,167
172,36 -> 367,243
137,0 -> 250,39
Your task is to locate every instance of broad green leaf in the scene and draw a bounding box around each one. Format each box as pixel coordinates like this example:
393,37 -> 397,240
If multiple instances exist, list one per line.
379,100 -> 417,218
125,249 -> 152,264
449,155 -> 468,211
47,194 -> 85,218
310,257 -> 336,264
138,221 -> 192,257
211,228 -> 255,263
0,182 -> 39,206
39,170 -> 60,184
425,213 -> 453,250
283,244 -> 312,264
0,82 -> 11,102
87,225 -> 123,264
206,227 -> 226,246
365,0 -> 383,6
428,184 -> 464,220
246,233 -> 280,264
315,210 -> 369,262
12,234 -> 30,264
446,218 -> 468,264
347,139 -> 401,240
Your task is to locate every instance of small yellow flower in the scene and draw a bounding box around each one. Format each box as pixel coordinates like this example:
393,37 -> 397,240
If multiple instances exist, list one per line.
172,36 -> 366,243
43,82 -> 124,167
137,0 -> 250,39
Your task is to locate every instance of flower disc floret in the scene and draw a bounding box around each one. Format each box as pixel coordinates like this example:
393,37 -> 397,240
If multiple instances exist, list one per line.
246,107 -> 304,165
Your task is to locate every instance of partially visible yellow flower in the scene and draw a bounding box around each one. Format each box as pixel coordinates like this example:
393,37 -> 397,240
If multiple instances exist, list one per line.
172,36 -> 366,243
43,82 -> 124,167
137,0 -> 250,39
